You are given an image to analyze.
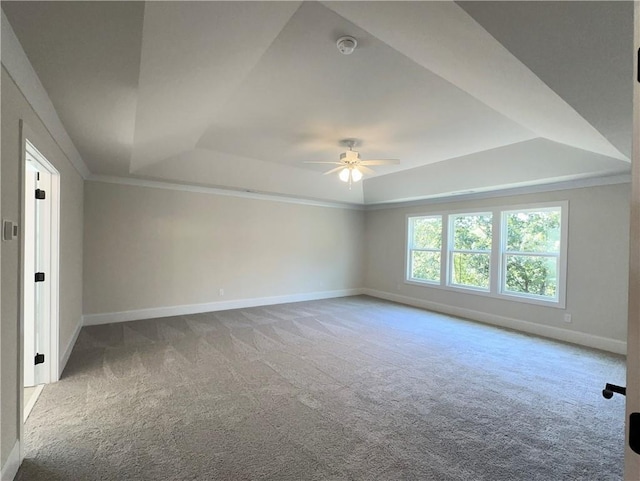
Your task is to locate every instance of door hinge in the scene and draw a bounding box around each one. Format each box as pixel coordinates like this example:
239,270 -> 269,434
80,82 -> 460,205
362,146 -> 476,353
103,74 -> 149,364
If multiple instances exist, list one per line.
35,189 -> 46,200
35,272 -> 45,282
34,353 -> 45,365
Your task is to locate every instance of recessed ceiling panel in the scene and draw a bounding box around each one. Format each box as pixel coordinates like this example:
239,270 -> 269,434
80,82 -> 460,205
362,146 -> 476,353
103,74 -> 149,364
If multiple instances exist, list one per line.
2,1 -> 632,205
364,138 -> 630,204
130,1 -> 302,172
324,1 -> 628,162
195,1 -> 535,174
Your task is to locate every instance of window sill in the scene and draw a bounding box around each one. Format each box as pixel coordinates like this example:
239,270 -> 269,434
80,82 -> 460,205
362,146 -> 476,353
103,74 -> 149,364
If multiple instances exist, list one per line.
403,279 -> 565,309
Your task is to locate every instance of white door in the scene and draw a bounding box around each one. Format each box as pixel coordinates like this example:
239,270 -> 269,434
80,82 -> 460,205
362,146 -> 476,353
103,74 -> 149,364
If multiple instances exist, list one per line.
23,164 -> 37,387
625,3 -> 640,479
23,153 -> 53,386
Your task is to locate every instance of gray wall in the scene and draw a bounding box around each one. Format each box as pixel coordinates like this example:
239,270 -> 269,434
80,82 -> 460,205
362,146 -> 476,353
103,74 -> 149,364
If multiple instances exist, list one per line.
364,183 -> 630,348
1,67 -> 84,465
83,181 -> 365,316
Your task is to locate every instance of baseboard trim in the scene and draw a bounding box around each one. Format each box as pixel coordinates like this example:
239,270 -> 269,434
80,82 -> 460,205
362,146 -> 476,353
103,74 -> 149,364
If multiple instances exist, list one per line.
1,441 -> 20,481
362,288 -> 627,355
59,318 -> 83,377
83,289 -> 364,326
23,384 -> 45,423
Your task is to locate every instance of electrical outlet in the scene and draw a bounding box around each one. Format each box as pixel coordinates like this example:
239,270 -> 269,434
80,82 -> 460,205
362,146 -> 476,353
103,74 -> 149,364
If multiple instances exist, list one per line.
219,288 -> 224,296
397,283 -> 402,291
563,313 -> 572,323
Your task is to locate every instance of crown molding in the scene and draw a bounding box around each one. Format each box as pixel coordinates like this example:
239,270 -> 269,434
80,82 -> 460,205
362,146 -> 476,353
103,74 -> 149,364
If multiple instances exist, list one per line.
364,173 -> 631,211
88,172 -> 631,212
86,174 -> 365,210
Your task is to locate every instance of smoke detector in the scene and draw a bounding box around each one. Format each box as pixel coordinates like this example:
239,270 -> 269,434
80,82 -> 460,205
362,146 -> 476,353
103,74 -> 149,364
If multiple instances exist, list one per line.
336,36 -> 357,55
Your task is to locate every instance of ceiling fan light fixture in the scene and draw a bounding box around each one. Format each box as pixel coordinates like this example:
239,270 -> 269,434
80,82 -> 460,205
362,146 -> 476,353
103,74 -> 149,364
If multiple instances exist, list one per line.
338,166 -> 363,184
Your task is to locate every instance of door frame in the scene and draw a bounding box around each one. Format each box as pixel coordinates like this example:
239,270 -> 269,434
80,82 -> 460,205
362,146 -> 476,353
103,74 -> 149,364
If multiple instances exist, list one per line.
626,2 -> 640,479
23,140 -> 58,386
18,121 -> 61,460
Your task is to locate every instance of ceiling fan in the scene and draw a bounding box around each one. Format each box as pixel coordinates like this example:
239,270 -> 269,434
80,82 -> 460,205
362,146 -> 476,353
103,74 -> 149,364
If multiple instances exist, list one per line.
304,139 -> 400,187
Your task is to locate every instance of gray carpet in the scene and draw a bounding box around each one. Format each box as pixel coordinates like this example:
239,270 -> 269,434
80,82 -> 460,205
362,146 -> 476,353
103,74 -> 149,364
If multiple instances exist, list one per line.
18,296 -> 626,480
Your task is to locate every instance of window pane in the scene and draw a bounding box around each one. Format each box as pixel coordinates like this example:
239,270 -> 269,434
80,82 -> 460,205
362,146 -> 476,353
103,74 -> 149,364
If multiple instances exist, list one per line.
411,217 -> 442,249
410,251 -> 440,282
506,210 -> 560,253
451,253 -> 490,289
453,214 -> 492,251
505,255 -> 557,299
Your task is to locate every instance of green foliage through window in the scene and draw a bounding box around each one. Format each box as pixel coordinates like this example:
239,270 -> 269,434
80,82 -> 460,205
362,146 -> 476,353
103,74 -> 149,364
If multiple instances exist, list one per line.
411,251 -> 440,282
407,205 -> 564,304
506,210 -> 560,253
451,253 -> 490,289
411,217 -> 442,249
409,216 -> 442,283
505,255 -> 557,298
450,214 -> 492,289
503,208 -> 561,300
453,214 -> 492,250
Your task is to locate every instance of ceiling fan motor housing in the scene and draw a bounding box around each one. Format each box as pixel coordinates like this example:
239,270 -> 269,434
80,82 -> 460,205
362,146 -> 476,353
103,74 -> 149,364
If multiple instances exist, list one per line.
340,150 -> 360,163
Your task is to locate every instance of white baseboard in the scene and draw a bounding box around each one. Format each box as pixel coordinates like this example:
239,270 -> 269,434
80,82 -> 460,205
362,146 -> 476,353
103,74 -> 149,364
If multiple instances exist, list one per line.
83,289 -> 364,326
362,288 -> 627,355
1,441 -> 20,481
23,384 -> 45,423
59,318 -> 83,377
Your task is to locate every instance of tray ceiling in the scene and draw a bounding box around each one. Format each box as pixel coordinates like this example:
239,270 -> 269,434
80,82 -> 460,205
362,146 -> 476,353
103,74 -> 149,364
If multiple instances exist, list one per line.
2,1 -> 633,204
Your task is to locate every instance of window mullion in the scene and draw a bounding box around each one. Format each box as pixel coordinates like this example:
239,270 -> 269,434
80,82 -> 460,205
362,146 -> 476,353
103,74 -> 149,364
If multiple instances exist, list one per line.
490,210 -> 501,295
441,214 -> 448,286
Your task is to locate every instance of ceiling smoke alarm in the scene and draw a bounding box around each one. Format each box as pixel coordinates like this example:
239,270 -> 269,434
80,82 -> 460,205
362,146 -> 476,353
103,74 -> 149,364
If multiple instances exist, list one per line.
336,36 -> 357,55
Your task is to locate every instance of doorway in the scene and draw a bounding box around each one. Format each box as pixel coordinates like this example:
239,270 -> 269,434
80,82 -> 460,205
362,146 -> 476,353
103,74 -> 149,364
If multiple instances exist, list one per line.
21,136 -> 60,421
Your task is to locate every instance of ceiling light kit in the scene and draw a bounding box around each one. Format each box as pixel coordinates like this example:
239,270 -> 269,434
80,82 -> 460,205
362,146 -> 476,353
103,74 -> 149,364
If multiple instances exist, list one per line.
336,36 -> 357,55
305,139 -> 400,189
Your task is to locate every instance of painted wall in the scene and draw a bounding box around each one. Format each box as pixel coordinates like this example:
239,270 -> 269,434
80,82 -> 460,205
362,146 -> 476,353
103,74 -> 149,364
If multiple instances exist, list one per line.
1,67 -> 84,466
364,183 -> 630,352
83,181 -> 364,317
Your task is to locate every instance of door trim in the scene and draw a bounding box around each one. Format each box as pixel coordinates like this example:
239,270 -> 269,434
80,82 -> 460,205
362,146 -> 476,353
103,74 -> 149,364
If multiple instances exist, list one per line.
625,2 -> 640,479
18,121 -> 61,465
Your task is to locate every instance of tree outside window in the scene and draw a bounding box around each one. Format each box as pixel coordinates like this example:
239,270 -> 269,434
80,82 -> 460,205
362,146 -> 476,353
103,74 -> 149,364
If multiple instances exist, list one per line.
449,213 -> 492,290
502,208 -> 561,300
408,216 -> 442,283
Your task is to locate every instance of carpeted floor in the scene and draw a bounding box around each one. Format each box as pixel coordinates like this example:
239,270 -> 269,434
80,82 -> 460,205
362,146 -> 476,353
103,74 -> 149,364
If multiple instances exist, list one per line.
18,296 -> 626,480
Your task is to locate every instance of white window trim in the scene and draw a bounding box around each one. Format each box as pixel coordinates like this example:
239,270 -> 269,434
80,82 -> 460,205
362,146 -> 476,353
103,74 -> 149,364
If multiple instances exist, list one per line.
404,201 -> 568,309
406,215 -> 442,285
496,202 -> 568,308
447,212 -> 492,292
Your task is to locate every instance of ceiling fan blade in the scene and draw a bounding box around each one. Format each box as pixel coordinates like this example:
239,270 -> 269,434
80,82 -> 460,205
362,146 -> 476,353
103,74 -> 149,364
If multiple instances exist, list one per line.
323,166 -> 347,175
358,165 -> 376,175
359,159 -> 400,166
303,161 -> 343,165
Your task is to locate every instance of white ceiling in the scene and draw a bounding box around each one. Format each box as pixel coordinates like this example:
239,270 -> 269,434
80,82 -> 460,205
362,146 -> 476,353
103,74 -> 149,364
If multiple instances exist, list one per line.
2,1 -> 633,204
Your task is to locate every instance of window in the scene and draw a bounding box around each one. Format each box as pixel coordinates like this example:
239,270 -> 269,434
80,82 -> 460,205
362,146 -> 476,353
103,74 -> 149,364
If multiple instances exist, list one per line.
449,213 -> 492,290
501,207 -> 562,302
407,216 -> 442,283
405,202 -> 567,307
